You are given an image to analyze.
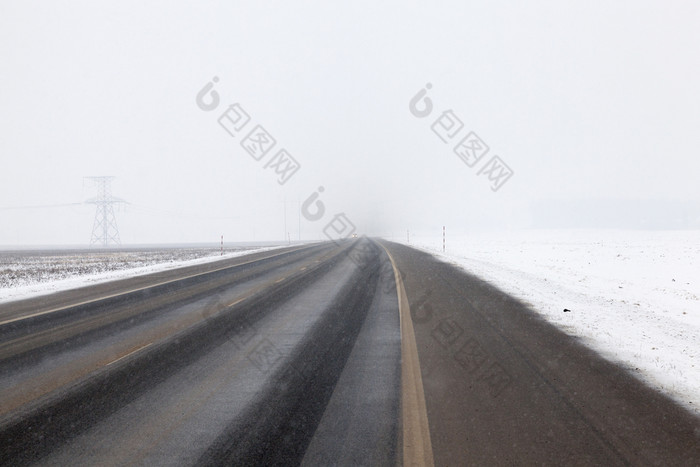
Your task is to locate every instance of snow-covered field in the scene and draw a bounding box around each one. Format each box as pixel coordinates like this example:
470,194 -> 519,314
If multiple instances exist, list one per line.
0,246 -> 282,304
404,230 -> 700,415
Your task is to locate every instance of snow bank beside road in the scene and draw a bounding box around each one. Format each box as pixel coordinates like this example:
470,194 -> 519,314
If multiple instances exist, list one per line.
404,230 -> 700,415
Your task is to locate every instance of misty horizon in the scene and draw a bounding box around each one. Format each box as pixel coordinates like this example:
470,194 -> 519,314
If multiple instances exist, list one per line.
2,1 -> 699,245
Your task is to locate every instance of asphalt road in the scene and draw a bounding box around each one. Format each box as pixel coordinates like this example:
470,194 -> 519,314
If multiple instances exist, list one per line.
1,238 -> 698,465
0,239 -> 400,465
381,240 -> 700,466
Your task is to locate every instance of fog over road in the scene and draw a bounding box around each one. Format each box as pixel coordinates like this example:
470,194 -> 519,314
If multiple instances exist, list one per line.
0,239 -> 697,465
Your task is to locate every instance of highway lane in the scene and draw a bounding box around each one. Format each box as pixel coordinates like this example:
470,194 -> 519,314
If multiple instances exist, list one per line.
0,243 -> 335,365
0,239 -> 401,465
380,240 -> 700,466
0,243 -> 337,421
0,245 -> 315,324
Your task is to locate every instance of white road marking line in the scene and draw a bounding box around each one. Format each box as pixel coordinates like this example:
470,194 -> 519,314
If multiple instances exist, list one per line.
106,343 -> 154,367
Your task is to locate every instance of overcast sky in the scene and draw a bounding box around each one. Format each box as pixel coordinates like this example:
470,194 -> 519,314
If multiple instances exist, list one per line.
1,1 -> 699,245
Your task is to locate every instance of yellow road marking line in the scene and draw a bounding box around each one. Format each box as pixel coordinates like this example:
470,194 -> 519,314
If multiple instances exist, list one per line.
380,244 -> 434,467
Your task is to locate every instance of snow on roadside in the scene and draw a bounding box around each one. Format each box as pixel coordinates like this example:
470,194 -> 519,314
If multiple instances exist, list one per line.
0,246 -> 284,304
404,230 -> 700,415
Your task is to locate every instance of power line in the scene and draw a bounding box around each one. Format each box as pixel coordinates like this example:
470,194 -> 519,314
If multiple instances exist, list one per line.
126,203 -> 242,221
0,202 -> 83,210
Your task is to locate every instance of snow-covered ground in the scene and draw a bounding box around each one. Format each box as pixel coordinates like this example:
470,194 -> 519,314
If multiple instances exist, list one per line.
404,229 -> 700,415
0,246 -> 283,304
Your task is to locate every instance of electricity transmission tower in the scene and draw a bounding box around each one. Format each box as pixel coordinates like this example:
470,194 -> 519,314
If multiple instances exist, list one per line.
86,176 -> 124,246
